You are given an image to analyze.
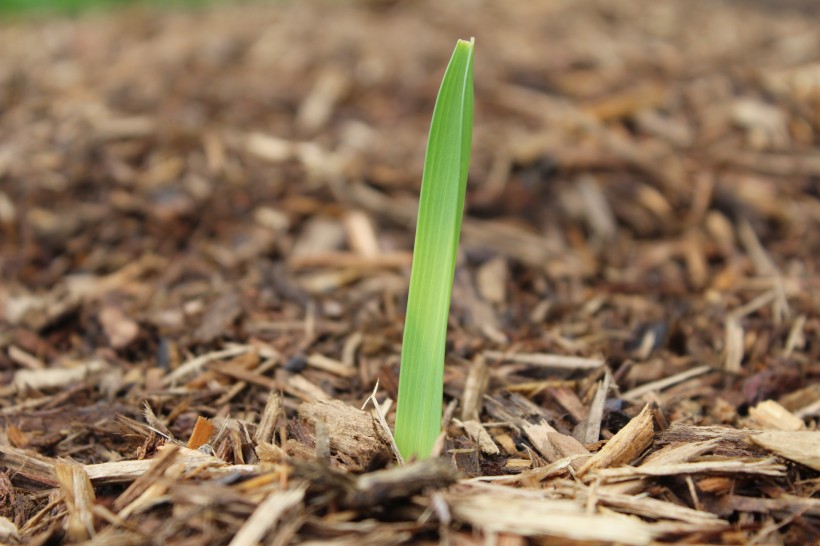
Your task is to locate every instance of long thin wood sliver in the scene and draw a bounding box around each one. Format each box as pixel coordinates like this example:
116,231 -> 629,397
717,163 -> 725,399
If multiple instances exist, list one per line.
228,485 -> 306,546
484,350 -> 604,369
621,365 -> 712,400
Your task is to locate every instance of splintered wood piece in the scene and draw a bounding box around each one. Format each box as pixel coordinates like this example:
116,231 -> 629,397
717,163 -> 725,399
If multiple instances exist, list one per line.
575,371 -> 609,445
0,445 -> 58,487
750,431 -> 820,471
485,351 -> 604,370
461,420 -> 500,456
114,444 -> 181,512
578,404 -> 654,477
228,486 -> 306,546
254,392 -> 281,444
522,421 -> 590,468
54,462 -> 96,541
186,416 -> 214,450
748,400 -> 806,431
162,346 -> 252,386
298,399 -> 388,470
595,458 -> 786,479
460,356 -> 488,422
446,484 -> 655,545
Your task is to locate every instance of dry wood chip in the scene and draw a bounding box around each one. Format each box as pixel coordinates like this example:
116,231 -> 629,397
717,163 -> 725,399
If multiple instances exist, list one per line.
522,421 -> 589,468
228,485 -> 306,546
54,461 -> 96,541
460,356 -> 488,422
306,353 -> 356,378
485,350 -> 604,370
578,404 -> 654,477
186,416 -> 214,450
719,494 -> 820,517
13,359 -> 107,390
254,392 -> 281,444
595,458 -> 787,479
575,371 -> 609,445
446,485 -> 655,545
460,420 -> 500,456
298,399 -> 388,470
161,345 -> 252,386
750,430 -> 820,471
476,257 -> 507,304
748,400 -> 806,431
621,365 -> 712,401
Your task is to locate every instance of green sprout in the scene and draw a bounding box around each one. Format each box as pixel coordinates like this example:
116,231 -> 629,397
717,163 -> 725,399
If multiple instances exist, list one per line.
394,38 -> 475,460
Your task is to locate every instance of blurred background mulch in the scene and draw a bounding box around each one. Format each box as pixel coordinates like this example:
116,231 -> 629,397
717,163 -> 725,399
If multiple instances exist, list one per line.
1,0 -> 820,544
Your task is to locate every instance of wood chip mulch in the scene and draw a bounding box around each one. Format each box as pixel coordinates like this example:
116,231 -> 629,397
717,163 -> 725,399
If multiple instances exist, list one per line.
2,1 -> 820,544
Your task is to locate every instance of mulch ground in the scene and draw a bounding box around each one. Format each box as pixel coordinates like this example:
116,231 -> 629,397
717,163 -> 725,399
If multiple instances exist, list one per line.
2,0 -> 820,544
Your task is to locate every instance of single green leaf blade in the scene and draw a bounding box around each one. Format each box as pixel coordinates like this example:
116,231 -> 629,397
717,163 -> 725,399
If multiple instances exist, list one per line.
395,38 -> 475,460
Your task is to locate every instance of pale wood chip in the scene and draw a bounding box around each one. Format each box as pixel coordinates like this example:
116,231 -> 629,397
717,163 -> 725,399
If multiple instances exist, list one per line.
750,430 -> 820,471
161,345 -> 251,386
54,461 -> 96,541
299,399 -> 388,470
13,359 -> 107,390
748,400 -> 806,431
594,458 -> 786,479
446,484 -> 655,545
229,485 -> 307,546
461,420 -> 500,456
306,353 -> 356,378
460,356 -> 488,422
254,392 -> 281,444
578,404 -> 654,477
621,365 -> 712,401
575,370 -> 609,445
485,350 -> 604,369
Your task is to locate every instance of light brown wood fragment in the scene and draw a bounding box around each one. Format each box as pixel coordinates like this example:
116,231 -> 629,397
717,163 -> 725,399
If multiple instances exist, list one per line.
485,350 -> 604,369
306,353 -> 356,378
54,461 -> 96,541
13,359 -> 107,390
343,210 -> 380,257
575,371 -> 609,445
724,316 -> 744,373
298,399 -> 387,469
750,431 -> 820,471
621,365 -> 711,400
748,400 -> 805,431
521,421 -> 589,469
596,458 -> 786,479
476,257 -> 507,304
0,445 -> 58,487
161,345 -> 251,386
254,392 -> 281,444
114,444 -> 180,513
721,494 -> 820,517
186,416 -> 214,450
460,356 -> 488,422
446,484 -> 655,545
228,486 -> 306,546
578,404 -> 654,477
462,420 -> 500,456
